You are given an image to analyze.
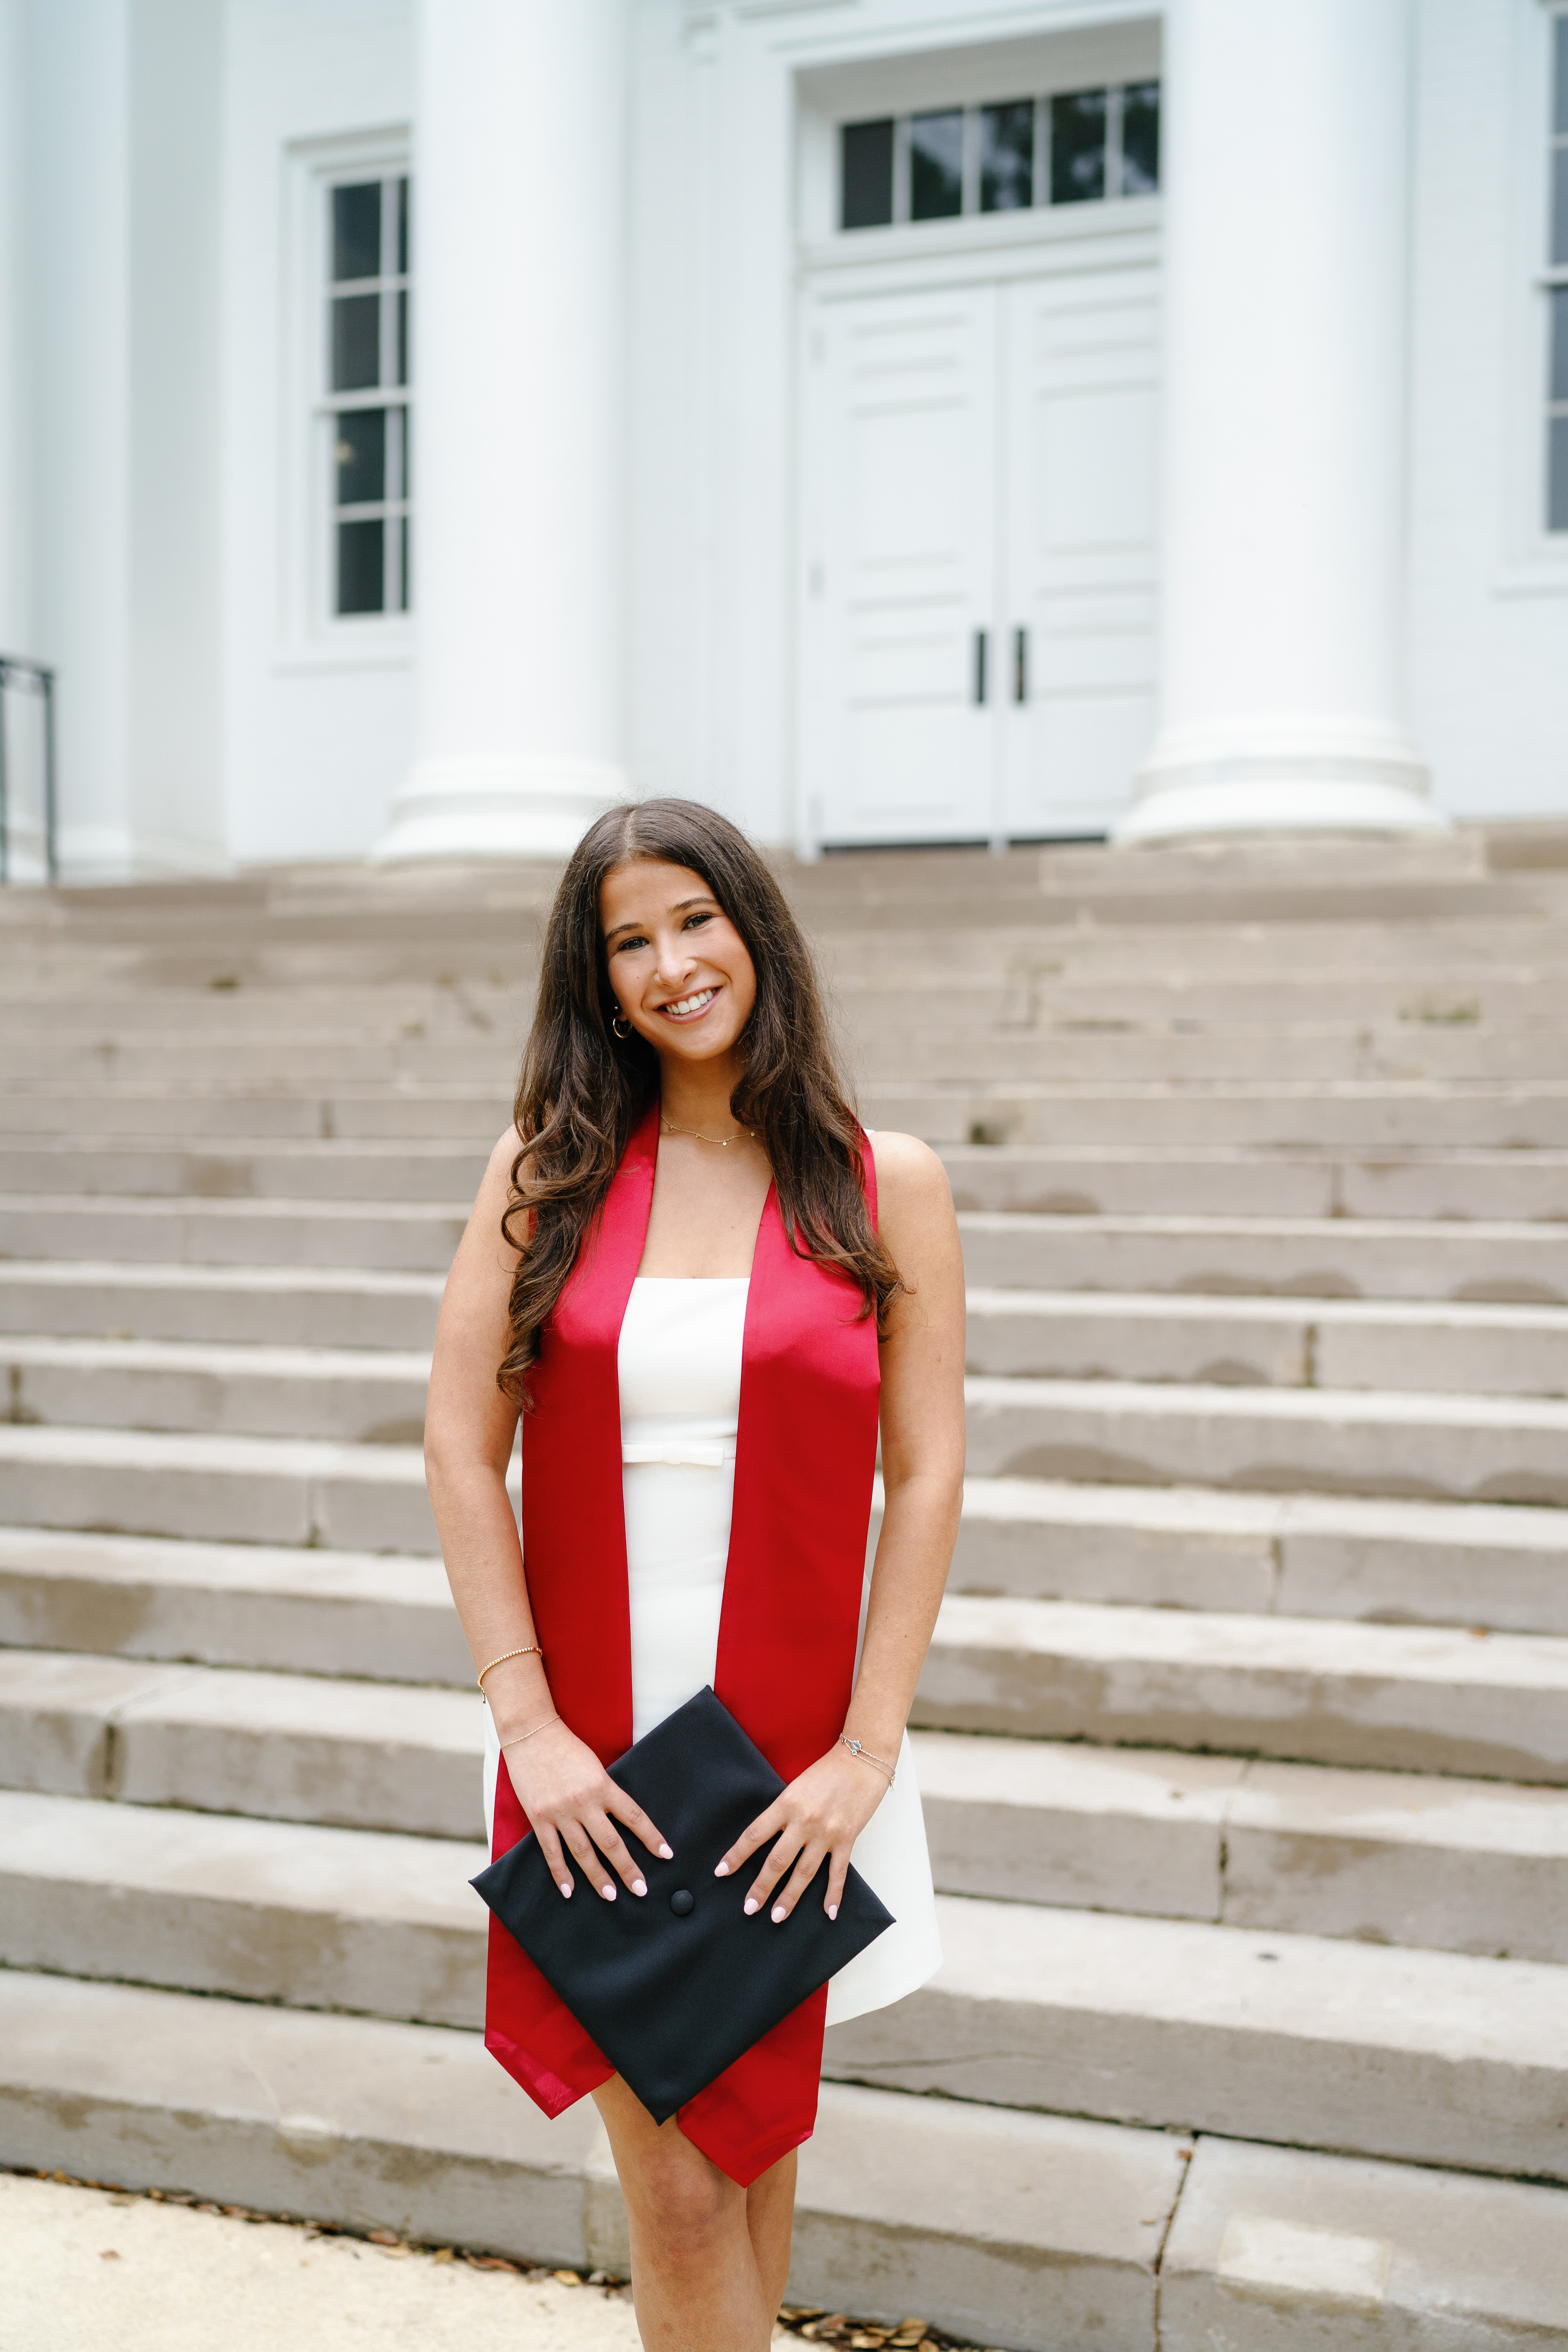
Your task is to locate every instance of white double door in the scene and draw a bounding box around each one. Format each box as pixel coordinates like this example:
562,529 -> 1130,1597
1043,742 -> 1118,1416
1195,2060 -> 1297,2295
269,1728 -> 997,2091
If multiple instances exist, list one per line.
798,263 -> 1159,847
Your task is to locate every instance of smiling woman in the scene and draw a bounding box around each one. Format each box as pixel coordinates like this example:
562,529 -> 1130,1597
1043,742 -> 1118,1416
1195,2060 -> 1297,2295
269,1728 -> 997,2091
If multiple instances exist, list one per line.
423,799 -> 965,2352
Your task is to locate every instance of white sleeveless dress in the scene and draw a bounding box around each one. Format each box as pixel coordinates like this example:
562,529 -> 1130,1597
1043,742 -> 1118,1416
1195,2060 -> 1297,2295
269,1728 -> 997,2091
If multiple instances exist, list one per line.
485,1275 -> 942,2031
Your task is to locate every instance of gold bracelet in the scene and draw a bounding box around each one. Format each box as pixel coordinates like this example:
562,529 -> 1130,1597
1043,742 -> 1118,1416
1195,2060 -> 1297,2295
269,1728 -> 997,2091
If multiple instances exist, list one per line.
839,1734 -> 896,1787
477,1644 -> 543,1693
500,1715 -> 560,1750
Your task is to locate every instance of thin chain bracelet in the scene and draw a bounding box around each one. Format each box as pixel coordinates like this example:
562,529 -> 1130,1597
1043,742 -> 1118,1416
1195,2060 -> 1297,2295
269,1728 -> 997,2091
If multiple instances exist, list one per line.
839,1733 -> 896,1787
476,1643 -> 544,1693
500,1715 -> 560,1750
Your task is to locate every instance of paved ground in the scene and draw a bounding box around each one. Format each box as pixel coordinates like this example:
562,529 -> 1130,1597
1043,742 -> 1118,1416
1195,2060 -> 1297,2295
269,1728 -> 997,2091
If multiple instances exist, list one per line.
0,2172 -> 951,2352
0,2172 -> 645,2352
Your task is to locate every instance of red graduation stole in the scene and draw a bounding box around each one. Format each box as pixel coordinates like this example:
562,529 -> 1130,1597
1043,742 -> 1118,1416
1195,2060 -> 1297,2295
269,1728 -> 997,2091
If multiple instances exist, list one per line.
483,1100 -> 881,2185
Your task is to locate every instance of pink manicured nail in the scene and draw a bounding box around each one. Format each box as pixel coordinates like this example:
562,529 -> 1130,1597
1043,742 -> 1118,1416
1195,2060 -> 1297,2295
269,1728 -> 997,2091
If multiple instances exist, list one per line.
743,1897 -> 759,1915
659,1844 -> 674,1860
633,1879 -> 647,1897
601,1885 -> 615,1900
714,1861 -> 730,1877
827,1904 -> 838,1921
559,1881 -> 572,1898
771,1904 -> 787,1924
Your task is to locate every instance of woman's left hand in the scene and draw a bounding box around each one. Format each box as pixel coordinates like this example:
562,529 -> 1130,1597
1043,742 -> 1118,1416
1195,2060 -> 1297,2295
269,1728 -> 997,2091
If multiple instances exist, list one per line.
714,1746 -> 892,1922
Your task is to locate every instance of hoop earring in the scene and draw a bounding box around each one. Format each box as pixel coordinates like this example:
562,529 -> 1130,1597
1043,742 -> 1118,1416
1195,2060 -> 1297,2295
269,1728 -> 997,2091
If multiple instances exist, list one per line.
611,1007 -> 631,1040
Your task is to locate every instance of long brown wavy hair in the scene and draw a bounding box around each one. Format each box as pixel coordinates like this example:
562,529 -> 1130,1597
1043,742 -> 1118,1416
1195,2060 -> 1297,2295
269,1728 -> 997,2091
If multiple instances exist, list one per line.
497,799 -> 902,1402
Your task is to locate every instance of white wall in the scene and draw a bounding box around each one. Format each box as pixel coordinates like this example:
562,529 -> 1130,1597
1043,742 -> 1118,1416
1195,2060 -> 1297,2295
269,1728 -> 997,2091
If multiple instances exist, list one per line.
221,0 -> 415,866
1406,0 -> 1568,818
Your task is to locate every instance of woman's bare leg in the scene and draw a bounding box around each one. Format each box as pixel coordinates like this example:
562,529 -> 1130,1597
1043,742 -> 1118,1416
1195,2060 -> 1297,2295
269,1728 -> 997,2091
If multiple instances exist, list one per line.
592,2075 -> 796,2350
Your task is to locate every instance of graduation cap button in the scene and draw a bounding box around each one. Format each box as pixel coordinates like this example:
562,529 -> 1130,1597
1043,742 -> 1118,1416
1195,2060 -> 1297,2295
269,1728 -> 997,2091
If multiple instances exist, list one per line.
670,1889 -> 695,1917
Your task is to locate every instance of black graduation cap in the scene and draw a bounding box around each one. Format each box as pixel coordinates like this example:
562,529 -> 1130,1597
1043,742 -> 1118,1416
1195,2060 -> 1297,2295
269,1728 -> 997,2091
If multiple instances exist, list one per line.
471,1686 -> 894,2123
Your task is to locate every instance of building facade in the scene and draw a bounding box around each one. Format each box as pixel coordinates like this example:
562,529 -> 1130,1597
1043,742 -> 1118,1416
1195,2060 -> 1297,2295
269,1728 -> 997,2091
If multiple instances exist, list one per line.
0,0 -> 1564,877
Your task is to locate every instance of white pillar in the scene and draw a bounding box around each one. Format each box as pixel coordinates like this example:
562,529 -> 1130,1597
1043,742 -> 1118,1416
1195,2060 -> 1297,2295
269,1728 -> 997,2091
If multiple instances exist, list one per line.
0,0 -> 33,660
1118,0 -> 1444,842
376,0 -> 631,863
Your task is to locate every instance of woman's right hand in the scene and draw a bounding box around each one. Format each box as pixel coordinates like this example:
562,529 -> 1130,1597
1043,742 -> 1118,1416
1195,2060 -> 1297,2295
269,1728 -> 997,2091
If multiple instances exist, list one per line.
498,1717 -> 671,1902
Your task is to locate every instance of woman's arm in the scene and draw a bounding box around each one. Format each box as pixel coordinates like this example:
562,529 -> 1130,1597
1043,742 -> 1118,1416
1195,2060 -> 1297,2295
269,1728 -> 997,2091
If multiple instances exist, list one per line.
426,1131 -> 670,1900
715,1131 -> 965,1920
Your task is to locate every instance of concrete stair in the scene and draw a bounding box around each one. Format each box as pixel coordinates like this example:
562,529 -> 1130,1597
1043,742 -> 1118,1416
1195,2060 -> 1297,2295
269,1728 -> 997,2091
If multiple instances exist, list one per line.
2,832 -> 1568,2349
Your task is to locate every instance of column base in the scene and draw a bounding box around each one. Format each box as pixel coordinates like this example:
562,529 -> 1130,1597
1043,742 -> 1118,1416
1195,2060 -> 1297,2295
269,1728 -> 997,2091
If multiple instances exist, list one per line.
1116,718 -> 1447,843
373,754 -> 628,864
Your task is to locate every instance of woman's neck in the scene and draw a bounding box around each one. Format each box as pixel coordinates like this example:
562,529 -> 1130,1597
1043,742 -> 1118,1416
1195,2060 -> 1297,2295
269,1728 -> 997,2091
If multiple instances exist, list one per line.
657,1055 -> 747,1137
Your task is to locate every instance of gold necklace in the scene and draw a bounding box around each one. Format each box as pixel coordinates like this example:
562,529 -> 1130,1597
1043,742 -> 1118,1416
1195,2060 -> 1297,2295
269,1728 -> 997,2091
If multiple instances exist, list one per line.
660,1113 -> 756,1149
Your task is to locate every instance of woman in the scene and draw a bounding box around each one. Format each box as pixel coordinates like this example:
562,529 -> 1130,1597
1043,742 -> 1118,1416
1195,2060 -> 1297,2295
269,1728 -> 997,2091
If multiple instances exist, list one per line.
425,799 -> 965,2352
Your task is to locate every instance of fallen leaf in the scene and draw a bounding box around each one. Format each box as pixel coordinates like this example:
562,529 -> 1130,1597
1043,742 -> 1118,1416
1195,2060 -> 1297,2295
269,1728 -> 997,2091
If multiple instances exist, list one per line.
367,2230 -> 401,2247
553,2269 -> 583,2286
465,2255 -> 519,2273
432,2248 -> 455,2264
100,2251 -> 121,2263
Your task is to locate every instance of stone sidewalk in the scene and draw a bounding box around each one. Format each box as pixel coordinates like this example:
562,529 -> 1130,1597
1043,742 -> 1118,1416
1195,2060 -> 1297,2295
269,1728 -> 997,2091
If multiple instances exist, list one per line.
1,2171 -> 646,2352
1,2171 -> 957,2352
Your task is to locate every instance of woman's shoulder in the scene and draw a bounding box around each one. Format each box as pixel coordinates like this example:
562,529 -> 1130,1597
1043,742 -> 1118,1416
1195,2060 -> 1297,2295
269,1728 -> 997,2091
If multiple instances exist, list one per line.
862,1128 -> 954,1216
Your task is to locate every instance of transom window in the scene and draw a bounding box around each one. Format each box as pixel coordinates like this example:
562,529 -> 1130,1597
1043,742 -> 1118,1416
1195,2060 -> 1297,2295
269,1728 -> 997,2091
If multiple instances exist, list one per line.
840,82 -> 1160,233
324,174 -> 412,615
1548,14 -> 1568,531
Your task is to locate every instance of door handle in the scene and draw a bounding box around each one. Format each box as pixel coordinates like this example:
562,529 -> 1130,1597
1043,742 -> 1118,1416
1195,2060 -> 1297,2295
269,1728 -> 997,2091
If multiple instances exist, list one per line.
1014,627 -> 1028,704
973,629 -> 989,706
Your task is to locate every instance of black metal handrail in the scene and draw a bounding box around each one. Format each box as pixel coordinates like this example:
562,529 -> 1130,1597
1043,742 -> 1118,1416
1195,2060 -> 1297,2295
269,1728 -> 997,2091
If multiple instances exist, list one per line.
0,655 -> 58,883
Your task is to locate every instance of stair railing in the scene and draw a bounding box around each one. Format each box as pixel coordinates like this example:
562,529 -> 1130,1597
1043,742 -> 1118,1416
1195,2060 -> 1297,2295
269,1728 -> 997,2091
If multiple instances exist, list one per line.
0,654 -> 58,884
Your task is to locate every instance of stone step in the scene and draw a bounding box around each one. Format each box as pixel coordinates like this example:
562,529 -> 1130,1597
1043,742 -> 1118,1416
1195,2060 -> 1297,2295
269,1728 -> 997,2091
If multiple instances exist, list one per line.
0,1789 -> 487,2026
822,1898 -> 1568,2185
0,1647 -> 482,1836
8,1596 -> 1566,1844
0,1137 -> 492,1201
11,1267 -> 1561,1403
1155,2134 -> 1568,2352
870,1077 -> 1568,1149
7,1074 -> 1568,1153
0,1423 -> 439,1551
0,1034 -> 515,1083
0,1967 -> 1192,2352
5,1455 -> 1565,1657
16,1129 -> 1568,1227
915,1596 -> 1568,1782
835,973 -> 1568,1031
913,1735 -> 1568,1962
851,1025 -> 1568,1084
0,1085 -> 509,1140
930,1478 -> 1568,1632
11,1021 -> 1568,1092
0,1528 -> 470,1681
6,1964 -> 1565,2350
0,1192 -> 468,1270
9,1699 -> 1564,1996
965,1370 -> 1568,1505
0,1334 -> 430,1443
942,1145 -> 1568,1223
966,1287 -> 1568,1395
957,1209 -> 1568,1303
0,985 -> 532,1034
0,1259 -> 444,1348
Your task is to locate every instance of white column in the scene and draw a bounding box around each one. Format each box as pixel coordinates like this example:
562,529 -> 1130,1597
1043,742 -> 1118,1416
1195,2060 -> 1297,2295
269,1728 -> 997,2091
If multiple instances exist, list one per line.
0,0 -> 32,660
376,0 -> 631,864
1118,0 -> 1444,842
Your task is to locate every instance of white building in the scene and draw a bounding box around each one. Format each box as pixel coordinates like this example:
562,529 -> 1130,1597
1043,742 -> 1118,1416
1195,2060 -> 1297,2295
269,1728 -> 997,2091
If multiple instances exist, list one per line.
0,0 -> 1564,878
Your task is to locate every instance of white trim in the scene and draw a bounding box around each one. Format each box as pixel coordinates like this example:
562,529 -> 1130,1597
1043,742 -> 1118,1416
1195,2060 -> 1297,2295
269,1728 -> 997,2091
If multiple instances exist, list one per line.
802,186 -> 1158,276
278,125 -> 414,660
1502,0 -> 1568,567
